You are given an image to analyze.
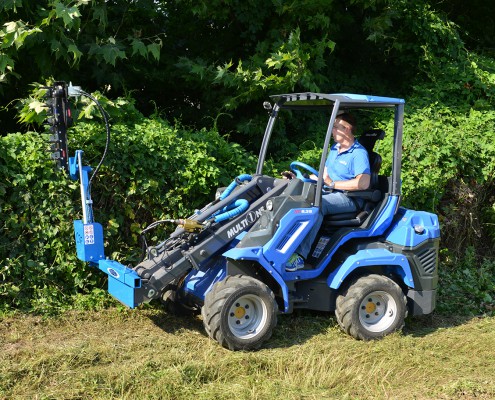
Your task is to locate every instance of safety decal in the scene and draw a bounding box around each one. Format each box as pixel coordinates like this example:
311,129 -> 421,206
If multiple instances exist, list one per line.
84,224 -> 95,245
312,236 -> 331,258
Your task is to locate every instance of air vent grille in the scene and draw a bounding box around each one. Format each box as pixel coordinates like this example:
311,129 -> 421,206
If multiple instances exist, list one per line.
276,222 -> 303,251
418,247 -> 437,274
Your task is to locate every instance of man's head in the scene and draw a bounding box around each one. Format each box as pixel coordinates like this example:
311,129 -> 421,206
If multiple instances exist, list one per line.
332,112 -> 356,143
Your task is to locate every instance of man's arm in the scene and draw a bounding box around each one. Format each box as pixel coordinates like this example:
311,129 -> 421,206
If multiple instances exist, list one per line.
311,164 -> 370,190
332,173 -> 370,191
309,171 -> 370,191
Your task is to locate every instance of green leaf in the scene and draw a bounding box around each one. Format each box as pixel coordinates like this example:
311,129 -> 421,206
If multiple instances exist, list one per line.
89,42 -> 127,66
54,1 -> 81,27
147,42 -> 161,62
91,4 -> 108,26
1,20 -> 41,50
67,43 -> 83,64
102,45 -> 126,66
0,53 -> 15,73
130,38 -> 147,58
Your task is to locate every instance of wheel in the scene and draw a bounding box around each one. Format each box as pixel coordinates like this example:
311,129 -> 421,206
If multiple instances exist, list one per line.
202,275 -> 278,351
289,161 -> 318,182
335,274 -> 408,340
161,284 -> 197,316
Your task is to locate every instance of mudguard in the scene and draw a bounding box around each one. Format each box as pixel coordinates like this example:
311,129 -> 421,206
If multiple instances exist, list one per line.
326,248 -> 415,289
222,245 -> 291,312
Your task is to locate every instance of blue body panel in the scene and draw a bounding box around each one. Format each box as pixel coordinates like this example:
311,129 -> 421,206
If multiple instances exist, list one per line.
385,207 -> 440,247
74,220 -> 105,263
262,207 -> 320,266
98,259 -> 142,308
224,195 -> 413,313
183,258 -> 227,301
327,248 -> 414,289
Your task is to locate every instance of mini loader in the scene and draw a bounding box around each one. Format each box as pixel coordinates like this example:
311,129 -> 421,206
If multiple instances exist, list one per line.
45,83 -> 440,350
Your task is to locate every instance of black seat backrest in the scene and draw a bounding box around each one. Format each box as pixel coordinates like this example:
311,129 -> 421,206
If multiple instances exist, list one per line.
358,129 -> 385,188
358,128 -> 385,154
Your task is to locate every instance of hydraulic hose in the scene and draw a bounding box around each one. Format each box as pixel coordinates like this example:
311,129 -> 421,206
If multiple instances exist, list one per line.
219,174 -> 252,200
214,199 -> 249,223
208,174 -> 252,222
74,90 -> 111,189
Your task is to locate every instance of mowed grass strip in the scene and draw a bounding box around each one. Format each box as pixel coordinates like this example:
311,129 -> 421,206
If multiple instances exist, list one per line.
1,308 -> 495,400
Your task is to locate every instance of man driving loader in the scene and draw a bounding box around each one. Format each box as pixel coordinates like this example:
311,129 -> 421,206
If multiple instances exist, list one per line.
286,113 -> 371,271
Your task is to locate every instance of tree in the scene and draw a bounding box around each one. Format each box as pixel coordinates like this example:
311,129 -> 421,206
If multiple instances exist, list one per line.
1,0 -> 494,140
0,0 -> 165,132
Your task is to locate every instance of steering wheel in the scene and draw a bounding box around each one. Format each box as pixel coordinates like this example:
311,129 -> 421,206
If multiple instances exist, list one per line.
290,161 -> 319,182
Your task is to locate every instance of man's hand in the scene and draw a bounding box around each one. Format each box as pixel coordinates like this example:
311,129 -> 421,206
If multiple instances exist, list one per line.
281,171 -> 296,180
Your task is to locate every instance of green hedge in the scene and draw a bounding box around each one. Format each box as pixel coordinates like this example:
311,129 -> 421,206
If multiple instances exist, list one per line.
0,118 -> 255,313
1,104 -> 494,315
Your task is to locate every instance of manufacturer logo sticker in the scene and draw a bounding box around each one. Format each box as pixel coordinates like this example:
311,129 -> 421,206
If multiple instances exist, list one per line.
108,268 -> 120,279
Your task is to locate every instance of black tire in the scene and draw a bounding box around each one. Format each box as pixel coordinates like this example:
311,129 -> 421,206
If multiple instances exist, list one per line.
335,274 -> 408,340
161,285 -> 197,316
202,275 -> 278,351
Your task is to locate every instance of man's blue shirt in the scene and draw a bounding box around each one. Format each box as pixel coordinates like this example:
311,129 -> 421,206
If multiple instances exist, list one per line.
325,141 -> 370,181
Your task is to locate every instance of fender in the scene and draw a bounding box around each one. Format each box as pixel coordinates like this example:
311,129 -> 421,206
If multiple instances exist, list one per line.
327,248 -> 415,289
223,246 -> 291,313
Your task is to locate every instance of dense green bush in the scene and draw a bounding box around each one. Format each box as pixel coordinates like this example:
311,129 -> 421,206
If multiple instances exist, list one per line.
1,93 -> 494,316
438,247 -> 495,315
375,105 -> 495,210
0,117 -> 255,313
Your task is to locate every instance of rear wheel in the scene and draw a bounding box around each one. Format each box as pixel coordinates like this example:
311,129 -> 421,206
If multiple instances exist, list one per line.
202,275 -> 278,350
335,274 -> 407,340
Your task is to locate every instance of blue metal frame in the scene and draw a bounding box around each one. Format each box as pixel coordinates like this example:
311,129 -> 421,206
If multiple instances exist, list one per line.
70,149 -> 142,308
73,219 -> 105,263
223,195 -> 418,313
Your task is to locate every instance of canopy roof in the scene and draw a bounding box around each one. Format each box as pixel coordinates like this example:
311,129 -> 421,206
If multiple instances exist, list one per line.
270,92 -> 405,109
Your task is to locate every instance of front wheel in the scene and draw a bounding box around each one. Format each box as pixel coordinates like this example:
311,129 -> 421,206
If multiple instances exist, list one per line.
335,274 -> 408,340
161,285 -> 198,316
202,275 -> 278,350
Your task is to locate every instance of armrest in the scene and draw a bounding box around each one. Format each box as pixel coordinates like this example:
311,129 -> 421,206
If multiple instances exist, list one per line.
345,189 -> 382,202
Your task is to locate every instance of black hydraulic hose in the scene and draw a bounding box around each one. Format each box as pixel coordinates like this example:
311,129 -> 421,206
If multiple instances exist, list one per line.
76,90 -> 111,189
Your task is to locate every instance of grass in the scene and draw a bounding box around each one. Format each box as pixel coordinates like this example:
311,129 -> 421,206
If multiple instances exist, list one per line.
1,308 -> 495,400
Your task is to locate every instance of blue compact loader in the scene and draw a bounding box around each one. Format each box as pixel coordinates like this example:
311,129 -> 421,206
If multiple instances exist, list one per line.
45,83 -> 440,350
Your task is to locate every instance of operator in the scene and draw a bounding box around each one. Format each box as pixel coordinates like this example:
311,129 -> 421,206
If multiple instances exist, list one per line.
285,113 -> 371,271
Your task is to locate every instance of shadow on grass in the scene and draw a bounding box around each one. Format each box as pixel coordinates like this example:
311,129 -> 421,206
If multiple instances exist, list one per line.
146,302 -> 483,349
147,305 -> 335,349
146,306 -> 205,335
267,310 -> 339,349
403,313 -> 478,338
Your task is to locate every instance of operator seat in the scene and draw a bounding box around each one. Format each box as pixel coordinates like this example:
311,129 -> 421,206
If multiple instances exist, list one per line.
323,129 -> 386,227
357,129 -> 385,189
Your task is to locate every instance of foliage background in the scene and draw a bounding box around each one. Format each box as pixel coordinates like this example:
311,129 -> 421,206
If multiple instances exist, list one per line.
1,0 -> 494,314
